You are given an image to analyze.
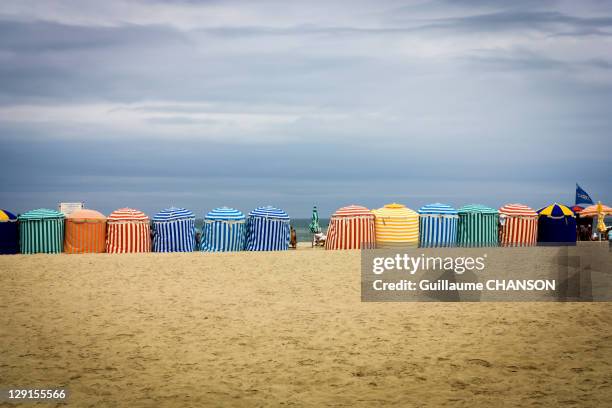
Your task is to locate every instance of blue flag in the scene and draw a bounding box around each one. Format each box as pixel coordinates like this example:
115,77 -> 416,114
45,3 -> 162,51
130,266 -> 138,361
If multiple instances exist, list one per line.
575,183 -> 594,206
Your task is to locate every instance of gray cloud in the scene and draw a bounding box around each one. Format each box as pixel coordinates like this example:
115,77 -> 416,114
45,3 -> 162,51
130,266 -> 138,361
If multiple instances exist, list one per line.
0,19 -> 188,52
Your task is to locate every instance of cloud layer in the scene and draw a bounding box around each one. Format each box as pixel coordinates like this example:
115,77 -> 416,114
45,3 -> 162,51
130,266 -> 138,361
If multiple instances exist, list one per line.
0,0 -> 610,216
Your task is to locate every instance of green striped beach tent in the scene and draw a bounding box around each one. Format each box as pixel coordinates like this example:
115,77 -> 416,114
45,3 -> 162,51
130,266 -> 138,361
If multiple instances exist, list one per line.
18,208 -> 65,254
457,204 -> 499,247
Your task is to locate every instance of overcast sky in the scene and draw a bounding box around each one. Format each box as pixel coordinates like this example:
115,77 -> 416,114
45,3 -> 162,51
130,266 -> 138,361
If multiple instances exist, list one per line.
0,0 -> 610,217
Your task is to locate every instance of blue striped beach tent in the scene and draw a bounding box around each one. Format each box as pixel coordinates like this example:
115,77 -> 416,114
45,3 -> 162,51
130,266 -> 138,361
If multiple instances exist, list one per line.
151,207 -> 196,252
245,206 -> 290,251
0,209 -> 19,254
457,204 -> 499,247
418,203 -> 458,247
201,207 -> 246,252
18,208 -> 65,254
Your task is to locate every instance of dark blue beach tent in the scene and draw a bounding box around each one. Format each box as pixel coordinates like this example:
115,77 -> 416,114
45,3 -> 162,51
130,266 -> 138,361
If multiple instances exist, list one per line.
537,203 -> 576,245
0,209 -> 19,254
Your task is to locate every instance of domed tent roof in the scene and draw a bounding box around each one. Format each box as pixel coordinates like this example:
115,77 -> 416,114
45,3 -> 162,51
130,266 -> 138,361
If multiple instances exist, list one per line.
418,203 -> 458,215
249,206 -> 289,220
372,203 -> 418,218
499,203 -> 537,218
537,203 -> 574,218
108,208 -> 149,223
19,208 -> 64,220
205,207 -> 245,221
153,207 -> 194,222
332,205 -> 373,218
67,209 -> 106,221
332,204 -> 374,217
458,204 -> 498,214
0,209 -> 17,222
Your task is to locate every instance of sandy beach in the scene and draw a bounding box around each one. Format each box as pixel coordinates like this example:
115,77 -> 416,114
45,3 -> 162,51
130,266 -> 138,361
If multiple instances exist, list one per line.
1,249 -> 611,407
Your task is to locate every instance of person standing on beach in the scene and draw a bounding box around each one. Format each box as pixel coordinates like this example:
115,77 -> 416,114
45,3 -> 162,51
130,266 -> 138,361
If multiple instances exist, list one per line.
290,226 -> 297,249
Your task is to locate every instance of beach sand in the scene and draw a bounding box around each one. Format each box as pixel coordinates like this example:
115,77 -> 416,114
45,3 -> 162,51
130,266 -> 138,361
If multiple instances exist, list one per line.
1,249 -> 611,407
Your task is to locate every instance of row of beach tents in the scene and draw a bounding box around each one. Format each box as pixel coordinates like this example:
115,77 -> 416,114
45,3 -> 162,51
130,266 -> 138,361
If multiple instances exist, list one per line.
0,206 -> 290,255
1,202 -> 606,255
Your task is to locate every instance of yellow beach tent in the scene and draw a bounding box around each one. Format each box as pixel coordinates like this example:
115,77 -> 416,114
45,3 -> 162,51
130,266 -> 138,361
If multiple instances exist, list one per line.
371,203 -> 419,247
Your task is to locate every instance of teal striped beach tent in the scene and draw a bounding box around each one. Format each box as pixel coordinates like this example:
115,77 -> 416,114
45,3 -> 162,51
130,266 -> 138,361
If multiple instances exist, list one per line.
245,206 -> 290,251
457,204 -> 499,247
201,207 -> 246,252
418,203 -> 458,247
152,207 -> 196,252
18,208 -> 65,254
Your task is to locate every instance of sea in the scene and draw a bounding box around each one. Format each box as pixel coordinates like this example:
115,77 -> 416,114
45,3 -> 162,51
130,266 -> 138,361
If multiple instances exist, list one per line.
195,218 -> 329,244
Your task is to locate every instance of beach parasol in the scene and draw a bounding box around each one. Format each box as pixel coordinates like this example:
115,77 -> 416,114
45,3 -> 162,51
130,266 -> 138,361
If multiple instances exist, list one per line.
578,203 -> 612,218
309,206 -> 322,234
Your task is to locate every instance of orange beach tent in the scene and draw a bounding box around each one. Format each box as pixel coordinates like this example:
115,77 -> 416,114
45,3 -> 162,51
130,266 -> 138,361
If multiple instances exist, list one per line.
64,209 -> 107,253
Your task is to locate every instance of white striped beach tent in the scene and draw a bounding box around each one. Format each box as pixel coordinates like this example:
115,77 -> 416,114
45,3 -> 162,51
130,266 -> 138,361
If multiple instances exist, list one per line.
245,206 -> 290,251
201,207 -> 246,252
457,204 -> 499,247
152,207 -> 196,252
371,203 -> 419,248
325,205 -> 375,250
418,203 -> 458,247
106,208 -> 151,253
18,208 -> 65,254
498,204 -> 538,247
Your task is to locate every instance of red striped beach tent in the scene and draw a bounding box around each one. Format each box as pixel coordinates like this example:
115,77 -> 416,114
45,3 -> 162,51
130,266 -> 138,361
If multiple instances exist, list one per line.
18,209 -> 65,254
498,204 -> 538,247
325,205 -> 375,250
106,208 -> 151,253
0,209 -> 19,254
64,209 -> 107,253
